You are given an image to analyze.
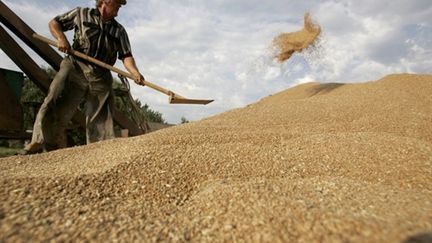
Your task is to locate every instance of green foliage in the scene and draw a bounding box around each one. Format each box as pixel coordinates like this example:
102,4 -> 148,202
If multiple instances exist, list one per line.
20,77 -> 45,103
0,140 -> 21,157
20,67 -> 53,130
180,116 -> 189,124
140,102 -> 165,124
0,147 -> 20,158
68,128 -> 86,146
113,79 -> 166,124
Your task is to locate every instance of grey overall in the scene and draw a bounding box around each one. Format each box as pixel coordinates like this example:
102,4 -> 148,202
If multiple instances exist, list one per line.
28,6 -> 133,151
31,56 -> 115,149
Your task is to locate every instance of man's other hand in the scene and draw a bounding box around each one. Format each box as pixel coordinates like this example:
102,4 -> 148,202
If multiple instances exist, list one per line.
134,74 -> 146,86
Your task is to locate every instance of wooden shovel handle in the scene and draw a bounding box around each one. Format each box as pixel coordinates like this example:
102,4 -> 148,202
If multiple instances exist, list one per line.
32,33 -> 182,98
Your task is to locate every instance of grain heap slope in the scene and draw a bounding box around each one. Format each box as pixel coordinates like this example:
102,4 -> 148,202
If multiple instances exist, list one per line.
1,73 -> 431,242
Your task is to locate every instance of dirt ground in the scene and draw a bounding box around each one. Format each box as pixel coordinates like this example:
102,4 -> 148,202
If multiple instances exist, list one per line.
1,73 -> 432,242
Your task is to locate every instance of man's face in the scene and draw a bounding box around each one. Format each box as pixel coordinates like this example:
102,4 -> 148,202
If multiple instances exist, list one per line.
103,0 -> 122,19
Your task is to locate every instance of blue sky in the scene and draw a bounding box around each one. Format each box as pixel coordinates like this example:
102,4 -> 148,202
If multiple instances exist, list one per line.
1,0 -> 431,124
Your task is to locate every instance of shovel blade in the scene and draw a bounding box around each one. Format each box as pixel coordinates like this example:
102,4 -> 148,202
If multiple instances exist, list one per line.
169,96 -> 214,105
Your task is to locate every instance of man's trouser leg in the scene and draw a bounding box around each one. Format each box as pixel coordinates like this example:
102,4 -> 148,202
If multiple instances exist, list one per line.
44,77 -> 87,151
25,58 -> 73,152
84,72 -> 115,144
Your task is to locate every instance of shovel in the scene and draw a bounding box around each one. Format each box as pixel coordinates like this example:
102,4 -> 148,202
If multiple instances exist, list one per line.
33,33 -> 214,105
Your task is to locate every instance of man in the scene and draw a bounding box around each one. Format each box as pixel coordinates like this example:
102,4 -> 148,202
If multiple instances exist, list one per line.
21,0 -> 145,154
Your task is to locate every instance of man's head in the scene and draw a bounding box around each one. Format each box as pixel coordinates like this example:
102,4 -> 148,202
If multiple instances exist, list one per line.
97,0 -> 126,21
96,0 -> 126,7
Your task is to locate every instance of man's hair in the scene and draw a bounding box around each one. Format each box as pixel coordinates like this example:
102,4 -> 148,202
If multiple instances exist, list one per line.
96,0 -> 126,7
96,0 -> 104,7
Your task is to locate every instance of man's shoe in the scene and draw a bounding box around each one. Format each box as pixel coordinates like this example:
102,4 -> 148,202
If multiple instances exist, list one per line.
17,143 -> 43,155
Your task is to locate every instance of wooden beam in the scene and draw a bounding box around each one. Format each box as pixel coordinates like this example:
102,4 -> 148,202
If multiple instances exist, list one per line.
0,25 -> 50,91
0,1 -> 62,70
0,25 -> 86,128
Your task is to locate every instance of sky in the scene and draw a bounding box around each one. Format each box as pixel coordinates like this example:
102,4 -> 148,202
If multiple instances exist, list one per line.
1,0 -> 431,124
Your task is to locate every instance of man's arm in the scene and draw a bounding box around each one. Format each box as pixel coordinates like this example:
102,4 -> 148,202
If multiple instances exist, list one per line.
123,56 -> 145,85
49,19 -> 71,53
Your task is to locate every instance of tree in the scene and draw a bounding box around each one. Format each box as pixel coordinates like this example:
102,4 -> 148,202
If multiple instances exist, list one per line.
180,116 -> 189,124
113,79 -> 166,124
20,67 -> 51,130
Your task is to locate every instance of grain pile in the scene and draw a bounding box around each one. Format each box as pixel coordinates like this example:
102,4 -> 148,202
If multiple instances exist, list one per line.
1,73 -> 432,242
273,13 -> 321,62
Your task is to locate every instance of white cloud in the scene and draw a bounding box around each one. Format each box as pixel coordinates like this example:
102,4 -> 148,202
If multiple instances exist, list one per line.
309,0 -> 432,82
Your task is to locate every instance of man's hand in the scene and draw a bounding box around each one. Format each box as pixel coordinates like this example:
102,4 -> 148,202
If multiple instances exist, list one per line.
57,37 -> 71,53
135,74 -> 146,86
123,56 -> 146,86
49,19 -> 70,53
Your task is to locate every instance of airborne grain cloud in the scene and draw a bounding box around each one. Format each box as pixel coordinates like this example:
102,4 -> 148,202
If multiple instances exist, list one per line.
273,13 -> 321,62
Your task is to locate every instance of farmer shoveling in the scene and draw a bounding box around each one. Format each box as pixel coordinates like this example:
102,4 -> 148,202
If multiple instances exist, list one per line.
20,0 -> 213,155
273,12 -> 321,62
